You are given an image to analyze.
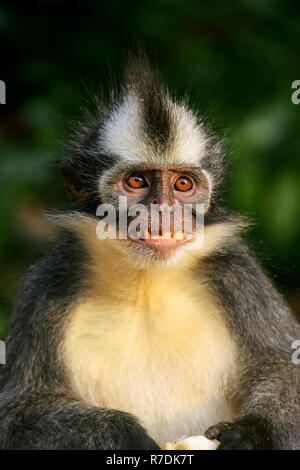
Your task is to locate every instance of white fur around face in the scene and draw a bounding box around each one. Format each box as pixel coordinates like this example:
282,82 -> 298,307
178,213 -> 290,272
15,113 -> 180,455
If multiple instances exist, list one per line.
99,92 -> 207,166
62,236 -> 238,448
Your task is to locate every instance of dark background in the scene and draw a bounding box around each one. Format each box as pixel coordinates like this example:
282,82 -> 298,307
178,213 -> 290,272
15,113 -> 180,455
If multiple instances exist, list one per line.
0,0 -> 300,338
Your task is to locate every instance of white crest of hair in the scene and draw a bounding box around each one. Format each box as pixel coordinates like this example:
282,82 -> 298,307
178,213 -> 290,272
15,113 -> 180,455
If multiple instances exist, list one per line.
99,90 -> 208,166
99,91 -> 149,162
166,99 -> 208,165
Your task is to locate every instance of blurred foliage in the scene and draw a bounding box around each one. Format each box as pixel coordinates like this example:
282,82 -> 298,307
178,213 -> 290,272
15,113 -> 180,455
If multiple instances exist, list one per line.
0,0 -> 299,338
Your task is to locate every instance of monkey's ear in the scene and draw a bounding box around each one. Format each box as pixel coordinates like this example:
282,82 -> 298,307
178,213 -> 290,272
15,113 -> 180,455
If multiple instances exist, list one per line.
61,162 -> 89,200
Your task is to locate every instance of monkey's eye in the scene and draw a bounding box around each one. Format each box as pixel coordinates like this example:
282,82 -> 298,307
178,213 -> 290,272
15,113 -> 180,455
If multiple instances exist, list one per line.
174,176 -> 193,192
126,174 -> 148,189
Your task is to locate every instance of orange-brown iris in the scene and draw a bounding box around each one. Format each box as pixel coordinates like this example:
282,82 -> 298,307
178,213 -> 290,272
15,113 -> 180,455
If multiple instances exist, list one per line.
174,176 -> 193,192
126,175 -> 147,189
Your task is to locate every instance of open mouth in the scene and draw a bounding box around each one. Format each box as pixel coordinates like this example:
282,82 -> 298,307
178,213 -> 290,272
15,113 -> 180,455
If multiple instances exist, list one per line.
128,230 -> 196,250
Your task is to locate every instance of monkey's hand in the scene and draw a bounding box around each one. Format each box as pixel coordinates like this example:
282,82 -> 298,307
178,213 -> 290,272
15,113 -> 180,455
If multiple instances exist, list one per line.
204,417 -> 272,450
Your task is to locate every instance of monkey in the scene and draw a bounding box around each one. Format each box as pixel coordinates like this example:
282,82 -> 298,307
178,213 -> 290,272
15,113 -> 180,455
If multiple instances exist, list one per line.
0,54 -> 300,450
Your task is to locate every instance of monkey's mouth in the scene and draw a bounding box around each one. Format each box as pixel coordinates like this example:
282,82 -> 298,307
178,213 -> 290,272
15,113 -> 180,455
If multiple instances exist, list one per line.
128,230 -> 196,250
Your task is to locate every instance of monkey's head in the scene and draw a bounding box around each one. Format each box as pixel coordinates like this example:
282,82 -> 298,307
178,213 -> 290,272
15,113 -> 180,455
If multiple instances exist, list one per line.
61,56 -> 237,267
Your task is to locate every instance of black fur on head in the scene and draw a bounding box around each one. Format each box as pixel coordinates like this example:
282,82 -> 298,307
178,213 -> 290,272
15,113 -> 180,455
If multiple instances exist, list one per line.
123,52 -> 173,150
61,52 -> 227,218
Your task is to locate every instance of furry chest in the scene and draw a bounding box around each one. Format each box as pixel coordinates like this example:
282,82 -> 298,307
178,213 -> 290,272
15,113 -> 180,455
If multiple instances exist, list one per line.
63,282 -> 237,447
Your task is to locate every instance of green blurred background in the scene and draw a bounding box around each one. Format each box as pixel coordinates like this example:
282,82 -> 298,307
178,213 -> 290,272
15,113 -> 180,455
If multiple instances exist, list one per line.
0,0 -> 299,339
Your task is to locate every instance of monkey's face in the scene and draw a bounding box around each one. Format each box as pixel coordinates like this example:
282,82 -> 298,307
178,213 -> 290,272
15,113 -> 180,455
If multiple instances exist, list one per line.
98,163 -> 211,265
62,61 -> 225,266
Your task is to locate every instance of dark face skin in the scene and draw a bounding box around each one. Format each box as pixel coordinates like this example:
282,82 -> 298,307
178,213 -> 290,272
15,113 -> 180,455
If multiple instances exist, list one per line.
113,166 -> 210,254
63,161 -> 211,257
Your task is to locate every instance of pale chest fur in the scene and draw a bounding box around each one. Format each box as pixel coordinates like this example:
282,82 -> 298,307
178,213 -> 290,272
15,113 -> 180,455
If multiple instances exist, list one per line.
63,265 -> 238,447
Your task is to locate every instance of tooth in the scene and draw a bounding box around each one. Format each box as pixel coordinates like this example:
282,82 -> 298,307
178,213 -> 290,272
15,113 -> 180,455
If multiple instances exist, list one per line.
174,232 -> 184,241
162,231 -> 171,239
142,230 -> 149,240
